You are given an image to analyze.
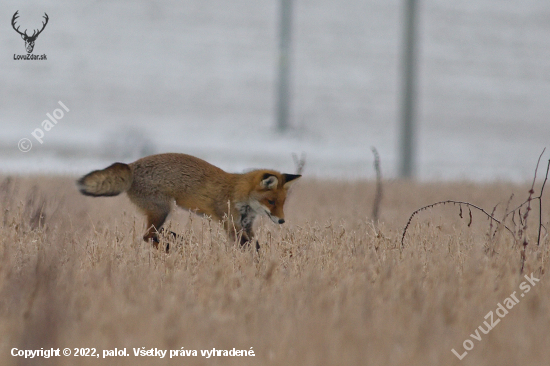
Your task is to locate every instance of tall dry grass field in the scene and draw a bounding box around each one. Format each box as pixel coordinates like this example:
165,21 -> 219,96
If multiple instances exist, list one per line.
0,175 -> 548,365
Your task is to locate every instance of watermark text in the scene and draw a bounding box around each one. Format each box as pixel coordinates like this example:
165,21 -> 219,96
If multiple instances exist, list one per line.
18,101 -> 69,152
451,272 -> 540,360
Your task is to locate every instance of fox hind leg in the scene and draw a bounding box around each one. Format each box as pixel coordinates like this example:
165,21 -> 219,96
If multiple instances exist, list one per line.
143,209 -> 170,250
127,190 -> 173,251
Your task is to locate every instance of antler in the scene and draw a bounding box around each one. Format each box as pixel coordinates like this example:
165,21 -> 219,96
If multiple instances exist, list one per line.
29,13 -> 49,39
11,11 -> 49,40
11,10 -> 28,37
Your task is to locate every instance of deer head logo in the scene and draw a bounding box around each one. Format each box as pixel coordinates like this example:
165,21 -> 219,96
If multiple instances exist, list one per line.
12,11 -> 49,54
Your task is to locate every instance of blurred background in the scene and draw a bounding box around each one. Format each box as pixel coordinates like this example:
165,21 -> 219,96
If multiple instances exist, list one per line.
0,0 -> 548,181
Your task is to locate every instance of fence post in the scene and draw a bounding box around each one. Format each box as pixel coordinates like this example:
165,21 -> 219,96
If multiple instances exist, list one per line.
276,0 -> 293,132
399,0 -> 418,178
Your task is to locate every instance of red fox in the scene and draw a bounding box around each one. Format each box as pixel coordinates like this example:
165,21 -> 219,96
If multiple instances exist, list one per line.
77,153 -> 301,250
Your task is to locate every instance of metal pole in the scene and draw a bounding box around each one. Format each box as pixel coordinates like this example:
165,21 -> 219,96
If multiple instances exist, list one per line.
399,0 -> 418,178
276,0 -> 292,132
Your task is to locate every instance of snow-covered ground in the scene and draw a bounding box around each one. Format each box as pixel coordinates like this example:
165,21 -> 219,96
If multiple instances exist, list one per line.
1,0 -> 549,181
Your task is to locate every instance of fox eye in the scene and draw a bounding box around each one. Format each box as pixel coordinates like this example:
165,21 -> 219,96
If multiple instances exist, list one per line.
267,199 -> 275,205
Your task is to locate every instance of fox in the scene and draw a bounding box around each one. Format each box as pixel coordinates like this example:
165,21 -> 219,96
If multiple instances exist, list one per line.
77,153 -> 301,251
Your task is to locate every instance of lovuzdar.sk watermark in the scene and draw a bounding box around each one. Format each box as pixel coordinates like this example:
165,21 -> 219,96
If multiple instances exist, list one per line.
11,10 -> 48,60
14,54 -> 47,60
451,272 -> 540,360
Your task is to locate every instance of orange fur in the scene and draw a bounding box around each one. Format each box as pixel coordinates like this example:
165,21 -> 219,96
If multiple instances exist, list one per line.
77,153 -> 301,250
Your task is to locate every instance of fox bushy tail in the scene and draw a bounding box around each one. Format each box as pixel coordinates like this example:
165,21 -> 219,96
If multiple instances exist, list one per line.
77,163 -> 132,197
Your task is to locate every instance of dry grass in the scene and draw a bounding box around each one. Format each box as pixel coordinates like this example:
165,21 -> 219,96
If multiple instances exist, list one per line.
0,175 -> 549,366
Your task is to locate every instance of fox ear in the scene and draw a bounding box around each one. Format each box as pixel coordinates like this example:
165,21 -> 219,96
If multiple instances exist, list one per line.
283,174 -> 301,189
260,174 -> 278,190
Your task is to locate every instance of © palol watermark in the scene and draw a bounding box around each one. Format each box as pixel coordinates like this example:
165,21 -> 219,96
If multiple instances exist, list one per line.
18,101 -> 69,152
451,272 -> 540,360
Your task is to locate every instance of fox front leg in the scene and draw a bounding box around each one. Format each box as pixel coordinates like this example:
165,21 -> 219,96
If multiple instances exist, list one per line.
240,226 -> 259,251
226,223 -> 257,250
224,208 -> 259,251
238,205 -> 260,251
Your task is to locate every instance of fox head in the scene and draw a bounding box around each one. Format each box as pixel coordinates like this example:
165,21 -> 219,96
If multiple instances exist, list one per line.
248,171 -> 301,224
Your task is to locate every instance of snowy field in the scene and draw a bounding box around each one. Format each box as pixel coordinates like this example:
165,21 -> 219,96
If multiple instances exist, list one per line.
0,0 -> 549,181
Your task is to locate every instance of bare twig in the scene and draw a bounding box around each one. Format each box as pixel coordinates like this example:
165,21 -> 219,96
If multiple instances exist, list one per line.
401,200 -> 514,249
502,149 -> 546,221
519,149 -> 546,273
371,147 -> 383,223
488,204 -> 498,235
399,149 -> 548,273
536,159 -> 549,246
292,152 -> 306,175
522,149 -> 544,238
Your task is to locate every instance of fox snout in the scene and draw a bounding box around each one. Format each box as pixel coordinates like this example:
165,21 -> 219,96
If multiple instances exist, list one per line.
267,213 -> 285,225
